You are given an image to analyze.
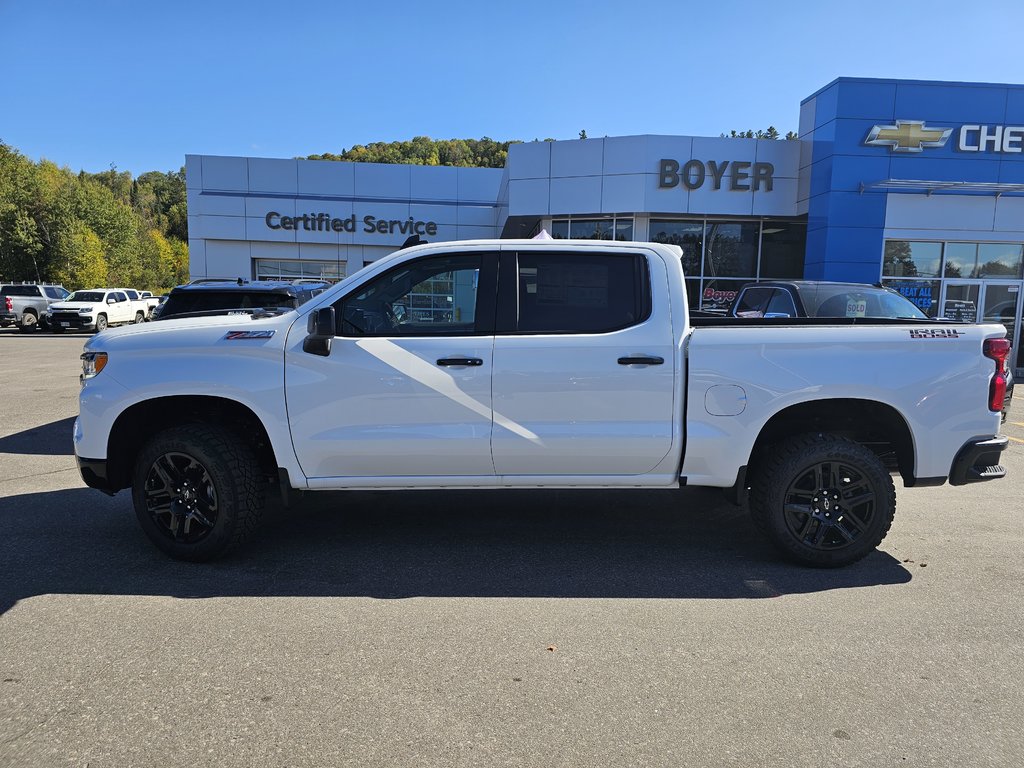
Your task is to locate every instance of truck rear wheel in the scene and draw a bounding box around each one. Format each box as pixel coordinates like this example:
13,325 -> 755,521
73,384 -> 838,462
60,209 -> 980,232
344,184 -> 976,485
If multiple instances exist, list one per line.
18,311 -> 37,332
749,433 -> 896,567
131,425 -> 265,561
133,311 -> 145,324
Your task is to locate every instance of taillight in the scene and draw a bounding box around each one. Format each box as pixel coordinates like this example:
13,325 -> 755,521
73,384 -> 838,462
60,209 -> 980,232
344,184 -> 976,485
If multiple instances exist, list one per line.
983,338 -> 1011,412
3,296 -> 11,312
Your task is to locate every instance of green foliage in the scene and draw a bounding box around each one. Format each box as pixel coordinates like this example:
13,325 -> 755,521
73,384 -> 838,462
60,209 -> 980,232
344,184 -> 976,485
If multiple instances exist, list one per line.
0,140 -> 188,292
722,126 -> 798,140
306,136 -> 522,169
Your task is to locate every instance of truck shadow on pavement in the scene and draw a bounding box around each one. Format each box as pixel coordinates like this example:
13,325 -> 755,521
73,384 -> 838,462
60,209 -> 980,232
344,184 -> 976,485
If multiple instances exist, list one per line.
0,485 -> 911,614
0,417 -> 76,456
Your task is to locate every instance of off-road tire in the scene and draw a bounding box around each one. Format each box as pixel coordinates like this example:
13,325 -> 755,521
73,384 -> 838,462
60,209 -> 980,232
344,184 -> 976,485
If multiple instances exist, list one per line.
132,424 -> 265,562
749,433 -> 896,567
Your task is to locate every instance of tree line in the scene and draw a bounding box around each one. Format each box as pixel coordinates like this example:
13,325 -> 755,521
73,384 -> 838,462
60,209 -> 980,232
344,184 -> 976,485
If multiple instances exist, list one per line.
305,136 -> 555,167
0,140 -> 189,292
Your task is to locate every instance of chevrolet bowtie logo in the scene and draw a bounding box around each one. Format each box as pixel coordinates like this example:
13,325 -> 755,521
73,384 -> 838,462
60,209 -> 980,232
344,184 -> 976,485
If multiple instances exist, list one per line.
865,120 -> 952,152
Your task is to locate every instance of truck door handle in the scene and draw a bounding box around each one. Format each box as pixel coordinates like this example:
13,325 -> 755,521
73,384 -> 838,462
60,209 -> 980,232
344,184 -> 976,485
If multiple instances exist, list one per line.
618,356 -> 664,366
436,357 -> 483,367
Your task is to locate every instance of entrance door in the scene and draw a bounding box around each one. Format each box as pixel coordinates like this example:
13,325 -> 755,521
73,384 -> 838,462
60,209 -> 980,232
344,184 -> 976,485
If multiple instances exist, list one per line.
941,281 -> 1023,372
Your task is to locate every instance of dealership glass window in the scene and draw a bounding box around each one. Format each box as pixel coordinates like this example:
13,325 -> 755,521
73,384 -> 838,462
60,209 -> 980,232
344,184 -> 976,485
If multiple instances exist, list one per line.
943,243 -> 977,278
551,216 -> 634,241
882,279 -> 942,318
700,278 -> 747,312
649,220 -> 703,276
704,221 -> 758,278
976,243 -> 1024,278
255,259 -> 345,283
759,223 -> 806,278
883,241 -> 942,278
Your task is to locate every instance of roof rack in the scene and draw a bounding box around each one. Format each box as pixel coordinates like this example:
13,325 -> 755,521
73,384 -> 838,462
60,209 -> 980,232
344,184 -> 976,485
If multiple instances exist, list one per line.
188,278 -> 246,286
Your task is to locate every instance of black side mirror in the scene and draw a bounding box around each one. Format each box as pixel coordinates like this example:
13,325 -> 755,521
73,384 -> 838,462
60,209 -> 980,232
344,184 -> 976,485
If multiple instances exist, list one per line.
303,307 -> 336,357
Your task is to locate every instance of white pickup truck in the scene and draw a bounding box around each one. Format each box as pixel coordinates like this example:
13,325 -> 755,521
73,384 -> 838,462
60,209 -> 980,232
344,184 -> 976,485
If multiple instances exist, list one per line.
48,289 -> 139,332
74,239 -> 1011,566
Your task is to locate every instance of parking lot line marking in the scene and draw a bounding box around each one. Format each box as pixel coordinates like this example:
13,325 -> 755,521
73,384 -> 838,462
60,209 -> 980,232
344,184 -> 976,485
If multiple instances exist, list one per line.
1007,435 -> 1024,444
1010,421 -> 1024,428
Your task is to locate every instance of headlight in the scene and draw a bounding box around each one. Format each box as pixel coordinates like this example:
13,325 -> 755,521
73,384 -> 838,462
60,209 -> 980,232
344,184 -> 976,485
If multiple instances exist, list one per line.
79,306 -> 93,314
81,351 -> 108,380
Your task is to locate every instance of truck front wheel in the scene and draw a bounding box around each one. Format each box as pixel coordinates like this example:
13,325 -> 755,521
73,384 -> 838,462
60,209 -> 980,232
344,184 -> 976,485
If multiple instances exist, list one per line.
131,425 -> 265,561
749,434 -> 896,567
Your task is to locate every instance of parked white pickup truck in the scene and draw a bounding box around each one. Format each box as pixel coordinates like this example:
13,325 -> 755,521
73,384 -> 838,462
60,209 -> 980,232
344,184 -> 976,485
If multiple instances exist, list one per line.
48,289 -> 138,332
74,240 -> 1011,566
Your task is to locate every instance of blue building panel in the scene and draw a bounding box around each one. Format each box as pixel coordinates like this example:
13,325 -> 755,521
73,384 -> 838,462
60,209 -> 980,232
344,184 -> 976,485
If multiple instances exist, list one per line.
829,155 -> 892,192
834,80 -> 897,121
888,156 -> 1003,184
810,86 -> 839,130
1005,88 -> 1024,123
893,82 -> 1008,124
823,191 -> 888,229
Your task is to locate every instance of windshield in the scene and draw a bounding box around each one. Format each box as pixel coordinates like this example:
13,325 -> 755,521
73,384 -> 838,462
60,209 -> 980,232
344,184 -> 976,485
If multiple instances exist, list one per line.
66,291 -> 106,303
803,286 -> 927,319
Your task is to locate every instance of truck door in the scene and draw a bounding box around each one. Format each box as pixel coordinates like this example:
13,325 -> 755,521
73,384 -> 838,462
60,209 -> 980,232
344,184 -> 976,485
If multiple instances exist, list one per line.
285,251 -> 498,480
490,248 -> 676,476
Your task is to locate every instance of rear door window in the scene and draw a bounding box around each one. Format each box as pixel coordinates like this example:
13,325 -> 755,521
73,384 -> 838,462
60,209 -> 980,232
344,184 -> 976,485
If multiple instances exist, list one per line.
506,251 -> 650,334
1,285 -> 41,297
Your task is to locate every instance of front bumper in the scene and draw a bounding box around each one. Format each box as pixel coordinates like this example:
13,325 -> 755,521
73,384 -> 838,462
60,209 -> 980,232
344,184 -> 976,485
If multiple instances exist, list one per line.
949,435 -> 1009,486
77,455 -> 116,495
50,313 -> 95,330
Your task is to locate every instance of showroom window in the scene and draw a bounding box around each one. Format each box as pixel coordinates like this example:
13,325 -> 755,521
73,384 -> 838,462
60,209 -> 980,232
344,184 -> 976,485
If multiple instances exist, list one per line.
255,259 -> 345,283
648,218 -> 806,310
882,241 -> 942,278
551,216 -> 634,241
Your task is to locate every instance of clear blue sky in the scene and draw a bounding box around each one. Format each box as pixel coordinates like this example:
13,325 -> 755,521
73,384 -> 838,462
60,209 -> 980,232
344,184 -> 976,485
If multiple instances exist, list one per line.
2,0 -> 1023,176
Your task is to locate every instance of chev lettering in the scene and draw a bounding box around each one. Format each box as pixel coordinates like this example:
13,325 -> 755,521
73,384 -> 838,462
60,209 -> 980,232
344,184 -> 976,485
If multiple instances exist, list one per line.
658,159 -> 774,191
909,328 -> 965,339
957,125 -> 1024,153
265,212 -> 438,236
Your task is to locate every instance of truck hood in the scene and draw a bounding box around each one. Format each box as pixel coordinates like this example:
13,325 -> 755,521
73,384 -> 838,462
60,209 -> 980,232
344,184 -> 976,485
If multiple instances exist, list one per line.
83,310 -> 299,352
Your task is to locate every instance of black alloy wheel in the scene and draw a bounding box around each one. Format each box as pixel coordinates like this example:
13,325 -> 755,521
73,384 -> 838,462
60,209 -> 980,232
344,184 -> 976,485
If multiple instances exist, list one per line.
132,425 -> 265,561
781,458 -> 877,551
143,452 -> 219,544
749,433 -> 896,567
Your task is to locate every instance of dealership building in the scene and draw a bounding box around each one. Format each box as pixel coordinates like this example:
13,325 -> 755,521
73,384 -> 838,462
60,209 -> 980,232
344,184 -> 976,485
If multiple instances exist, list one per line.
185,76 -> 1024,372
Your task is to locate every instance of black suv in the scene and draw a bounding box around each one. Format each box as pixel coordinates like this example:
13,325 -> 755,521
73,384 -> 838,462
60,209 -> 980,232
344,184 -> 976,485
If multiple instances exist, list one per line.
153,279 -> 329,321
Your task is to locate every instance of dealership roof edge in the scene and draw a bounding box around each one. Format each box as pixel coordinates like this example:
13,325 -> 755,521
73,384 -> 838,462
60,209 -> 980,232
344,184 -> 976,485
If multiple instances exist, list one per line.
801,76 -> 1024,105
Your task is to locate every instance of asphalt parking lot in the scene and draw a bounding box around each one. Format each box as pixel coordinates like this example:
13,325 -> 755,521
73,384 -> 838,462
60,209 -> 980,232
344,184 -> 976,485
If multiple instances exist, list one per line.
0,328 -> 1021,767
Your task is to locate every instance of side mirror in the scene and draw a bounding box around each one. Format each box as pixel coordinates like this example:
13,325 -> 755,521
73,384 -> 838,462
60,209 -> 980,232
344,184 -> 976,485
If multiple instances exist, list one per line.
303,307 -> 336,357
107,297 -> 116,304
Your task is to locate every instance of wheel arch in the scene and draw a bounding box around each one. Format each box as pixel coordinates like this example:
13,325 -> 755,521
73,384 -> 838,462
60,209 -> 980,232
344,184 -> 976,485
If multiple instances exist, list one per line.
106,395 -> 281,491
747,398 -> 916,487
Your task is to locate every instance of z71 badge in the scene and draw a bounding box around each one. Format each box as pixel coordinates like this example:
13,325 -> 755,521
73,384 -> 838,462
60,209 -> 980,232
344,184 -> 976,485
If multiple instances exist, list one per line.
909,328 -> 964,339
223,330 -> 276,340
